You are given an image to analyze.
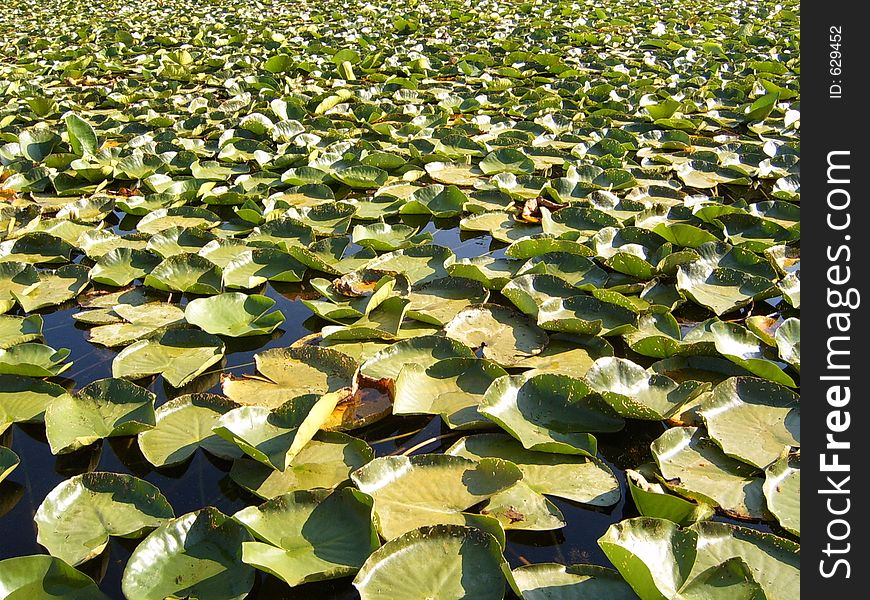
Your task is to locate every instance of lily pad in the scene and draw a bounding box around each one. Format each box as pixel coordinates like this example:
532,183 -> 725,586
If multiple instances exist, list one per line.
651,426 -> 767,520
44,378 -> 156,454
35,472 -> 174,566
234,488 -> 379,587
121,507 -> 255,600
406,277 -> 490,325
222,248 -> 306,288
0,314 -> 43,349
213,392 -> 343,471
89,248 -> 161,287
393,357 -> 508,429
138,394 -> 242,467
350,454 -> 522,539
222,345 -> 356,409
585,357 -> 708,420
448,433 -> 620,506
511,563 -> 639,600
0,375 -> 69,434
229,431 -> 374,499
711,322 -> 796,387
762,453 -> 800,536
480,372 -> 617,455
0,555 -> 111,600
0,262 -> 39,314
185,292 -> 285,337
443,304 -> 548,367
699,377 -> 799,469
12,265 -> 90,312
112,328 -> 225,388
0,343 -> 71,377
359,334 -> 474,384
144,253 -> 223,295
353,524 -> 507,600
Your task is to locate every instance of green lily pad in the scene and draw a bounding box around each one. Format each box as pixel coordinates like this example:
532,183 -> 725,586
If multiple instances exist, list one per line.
536,294 -> 638,337
353,525 -> 507,600
402,185 -> 467,218
425,161 -> 484,186
89,248 -> 161,287
448,433 -> 620,506
229,431 -> 374,499
0,314 -> 42,349
35,472 -> 174,566
406,277 -> 490,325
585,357 -> 708,420
0,446 -> 18,483
222,248 -> 306,288
651,426 -> 767,520
350,454 -> 522,539
234,488 -> 379,587
511,563 -> 639,600
185,292 -> 285,337
0,262 -> 40,314
0,343 -> 71,377
213,392 -> 343,471
480,148 -> 535,175
137,206 -> 221,235
447,256 -> 524,290
480,372 -> 616,455
774,317 -> 799,372
121,507 -> 255,600
710,322 -> 796,387
676,262 -> 774,316
0,555 -> 111,600
699,377 -> 799,469
87,301 -> 185,347
360,334 -> 474,384
12,265 -> 90,312
364,245 -> 454,286
599,517 -> 799,600
393,357 -> 508,429
0,232 -> 74,265
112,328 -> 225,387
138,394 -> 242,467
0,375 -> 69,434
625,464 -> 715,527
144,253 -> 223,295
44,378 -> 156,454
352,222 -> 432,251
444,304 -> 548,367
763,453 -> 800,536
222,345 -> 356,409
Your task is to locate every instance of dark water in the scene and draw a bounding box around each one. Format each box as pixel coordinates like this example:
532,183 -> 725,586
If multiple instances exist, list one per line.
0,220 -> 765,599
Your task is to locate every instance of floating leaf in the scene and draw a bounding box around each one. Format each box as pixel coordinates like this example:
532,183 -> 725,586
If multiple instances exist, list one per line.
351,454 -> 522,539
44,378 -> 156,454
480,372 -> 616,455
35,472 -> 173,566
222,345 -> 356,409
393,358 -> 508,429
121,507 -> 255,600
511,563 -> 639,600
185,292 -> 285,337
0,555 -> 111,600
699,377 -> 799,469
651,427 -> 767,520
138,394 -> 242,467
213,392 -> 343,471
0,314 -> 42,349
444,304 -> 548,367
0,343 -> 71,377
229,431 -> 373,499
353,525 -> 507,600
763,453 -> 800,536
112,328 -> 225,387
234,488 -> 379,587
